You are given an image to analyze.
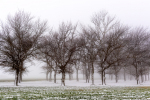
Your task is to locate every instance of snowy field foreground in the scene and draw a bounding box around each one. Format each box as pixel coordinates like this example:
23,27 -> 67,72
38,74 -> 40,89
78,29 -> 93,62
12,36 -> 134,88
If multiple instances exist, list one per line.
0,80 -> 150,99
0,79 -> 150,87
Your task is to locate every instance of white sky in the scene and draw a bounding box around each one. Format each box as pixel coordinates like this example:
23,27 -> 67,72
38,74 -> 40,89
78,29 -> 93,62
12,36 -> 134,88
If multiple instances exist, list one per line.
0,0 -> 150,79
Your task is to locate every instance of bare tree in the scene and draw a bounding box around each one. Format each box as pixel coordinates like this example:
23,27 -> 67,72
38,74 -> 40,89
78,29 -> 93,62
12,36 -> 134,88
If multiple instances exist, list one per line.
97,26 -> 127,85
81,26 -> 97,85
91,11 -> 124,85
37,36 -> 59,83
124,27 -> 150,84
0,11 -> 47,86
42,22 -> 85,86
80,49 -> 90,83
74,60 -> 81,81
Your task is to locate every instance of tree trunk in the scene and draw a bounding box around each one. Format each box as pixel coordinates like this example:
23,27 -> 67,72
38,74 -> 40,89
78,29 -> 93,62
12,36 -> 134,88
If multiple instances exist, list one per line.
83,67 -> 85,80
135,66 -> 139,84
19,72 -> 21,83
101,70 -> 104,85
145,74 -> 147,81
54,70 -> 57,83
85,65 -> 89,83
19,61 -> 23,83
137,78 -> 139,85
72,73 -> 73,80
141,74 -> 144,83
111,74 -> 113,80
86,69 -> 89,83
19,71 -> 22,83
76,69 -> 79,81
104,71 -> 106,85
15,70 -> 19,86
148,72 -> 150,81
69,73 -> 72,80
91,63 -> 94,85
46,71 -> 49,81
61,72 -> 65,86
124,68 -> 126,81
49,70 -> 52,82
115,73 -> 118,83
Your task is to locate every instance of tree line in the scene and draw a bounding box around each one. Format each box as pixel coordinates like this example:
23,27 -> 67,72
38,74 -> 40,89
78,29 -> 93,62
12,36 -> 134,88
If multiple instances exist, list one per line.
0,11 -> 150,86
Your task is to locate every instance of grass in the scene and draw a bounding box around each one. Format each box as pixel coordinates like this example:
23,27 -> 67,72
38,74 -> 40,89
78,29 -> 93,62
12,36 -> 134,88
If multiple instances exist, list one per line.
0,86 -> 150,99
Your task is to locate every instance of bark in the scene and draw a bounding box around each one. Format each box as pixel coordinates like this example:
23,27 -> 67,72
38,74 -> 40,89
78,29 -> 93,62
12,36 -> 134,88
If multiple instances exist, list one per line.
145,74 -> 147,81
148,72 -> 150,81
49,70 -> 52,82
76,69 -> 79,81
111,74 -> 113,80
137,78 -> 139,85
69,73 -> 72,80
124,68 -> 126,81
15,70 -> 19,86
61,72 -> 65,86
135,66 -> 139,84
54,70 -> 57,83
46,71 -> 49,81
91,63 -> 94,85
115,73 -> 118,83
19,71 -> 22,83
104,71 -> 106,85
83,67 -> 85,80
85,69 -> 89,83
101,70 -> 104,85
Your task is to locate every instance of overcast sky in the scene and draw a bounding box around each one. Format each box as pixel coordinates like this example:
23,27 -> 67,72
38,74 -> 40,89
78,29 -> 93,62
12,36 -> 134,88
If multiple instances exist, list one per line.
0,0 -> 150,79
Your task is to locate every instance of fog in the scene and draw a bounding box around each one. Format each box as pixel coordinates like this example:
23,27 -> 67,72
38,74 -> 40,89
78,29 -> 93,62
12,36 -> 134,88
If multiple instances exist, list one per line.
0,0 -> 150,80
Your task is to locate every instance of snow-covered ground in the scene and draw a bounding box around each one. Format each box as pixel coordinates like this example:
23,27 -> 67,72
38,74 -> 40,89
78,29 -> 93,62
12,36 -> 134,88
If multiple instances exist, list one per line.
0,79 -> 150,87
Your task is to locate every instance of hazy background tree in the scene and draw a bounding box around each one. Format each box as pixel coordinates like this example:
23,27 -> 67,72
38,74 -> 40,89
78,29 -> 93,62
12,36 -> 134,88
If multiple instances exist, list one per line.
91,11 -> 127,85
81,26 -> 97,85
124,27 -> 150,84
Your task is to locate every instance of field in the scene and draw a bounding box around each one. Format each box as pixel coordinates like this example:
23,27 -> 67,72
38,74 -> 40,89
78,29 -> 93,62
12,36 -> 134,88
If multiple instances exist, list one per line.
0,80 -> 150,99
0,86 -> 150,99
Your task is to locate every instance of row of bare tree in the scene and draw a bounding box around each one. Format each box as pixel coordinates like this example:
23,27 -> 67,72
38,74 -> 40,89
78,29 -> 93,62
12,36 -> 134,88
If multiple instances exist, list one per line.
0,11 -> 150,86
